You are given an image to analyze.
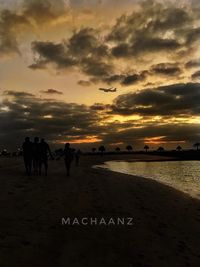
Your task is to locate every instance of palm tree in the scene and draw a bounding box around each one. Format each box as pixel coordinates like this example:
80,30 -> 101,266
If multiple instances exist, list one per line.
193,143 -> 200,151
144,145 -> 149,153
92,148 -> 96,153
157,146 -> 164,152
98,145 -> 106,155
115,147 -> 120,152
176,145 -> 182,152
126,145 -> 133,152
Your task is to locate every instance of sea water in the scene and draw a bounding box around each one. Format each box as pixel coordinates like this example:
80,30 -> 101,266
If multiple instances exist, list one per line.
95,160 -> 200,199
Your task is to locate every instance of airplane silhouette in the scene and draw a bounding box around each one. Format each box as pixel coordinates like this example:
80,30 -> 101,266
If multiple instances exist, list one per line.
99,87 -> 117,93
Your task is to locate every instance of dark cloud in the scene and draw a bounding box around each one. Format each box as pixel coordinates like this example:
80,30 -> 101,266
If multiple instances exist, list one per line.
28,1 -> 200,83
78,80 -> 92,86
41,89 -> 63,95
29,41 -> 77,70
1,86 -> 200,150
103,123 -> 200,146
105,65 -> 178,86
3,90 -> 34,97
90,103 -> 109,111
0,9 -> 28,56
110,38 -> 180,58
0,90 -> 133,149
186,27 -> 200,45
0,0 -> 200,71
22,0 -> 67,23
191,70 -> 200,79
111,83 -> 200,116
30,28 -> 113,79
106,1 -> 192,58
81,57 -> 112,78
185,59 -> 200,69
132,37 -> 181,55
151,63 -> 181,76
67,28 -> 108,58
103,74 -> 125,84
111,43 -> 130,58
103,72 -> 147,86
121,71 -> 148,86
0,91 -> 103,148
0,0 -> 68,56
70,29 -> 112,78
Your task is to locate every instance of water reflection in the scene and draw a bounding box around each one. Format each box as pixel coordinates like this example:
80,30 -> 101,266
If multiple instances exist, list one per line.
96,161 -> 200,199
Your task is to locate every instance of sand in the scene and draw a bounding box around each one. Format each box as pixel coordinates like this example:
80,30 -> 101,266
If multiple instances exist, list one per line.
0,154 -> 200,267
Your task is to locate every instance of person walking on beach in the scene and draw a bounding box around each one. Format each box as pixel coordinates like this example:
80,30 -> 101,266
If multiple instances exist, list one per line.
63,143 -> 74,176
32,137 -> 40,174
22,137 -> 33,176
38,138 -> 53,176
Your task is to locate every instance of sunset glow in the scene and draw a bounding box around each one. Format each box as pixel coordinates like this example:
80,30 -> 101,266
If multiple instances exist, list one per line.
0,0 -> 200,150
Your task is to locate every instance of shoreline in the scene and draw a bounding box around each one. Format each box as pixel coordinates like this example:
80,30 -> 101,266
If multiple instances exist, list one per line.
93,157 -> 200,201
0,154 -> 200,266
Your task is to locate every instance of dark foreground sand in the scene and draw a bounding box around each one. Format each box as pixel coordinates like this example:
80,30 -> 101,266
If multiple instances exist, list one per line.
0,154 -> 200,267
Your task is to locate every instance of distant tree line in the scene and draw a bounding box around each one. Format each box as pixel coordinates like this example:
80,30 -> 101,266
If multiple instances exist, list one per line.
1,142 -> 200,157
90,142 -> 200,154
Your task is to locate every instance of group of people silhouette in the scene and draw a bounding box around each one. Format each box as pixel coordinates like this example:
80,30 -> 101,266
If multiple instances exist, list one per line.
22,137 -> 81,176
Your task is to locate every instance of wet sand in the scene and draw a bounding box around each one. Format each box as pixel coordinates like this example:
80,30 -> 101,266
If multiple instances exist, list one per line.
0,154 -> 200,267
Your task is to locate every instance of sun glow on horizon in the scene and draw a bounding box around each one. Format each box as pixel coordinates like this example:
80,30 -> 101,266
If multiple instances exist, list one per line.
54,136 -> 102,145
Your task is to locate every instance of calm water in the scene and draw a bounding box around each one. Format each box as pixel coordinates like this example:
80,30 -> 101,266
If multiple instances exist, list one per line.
95,161 -> 200,199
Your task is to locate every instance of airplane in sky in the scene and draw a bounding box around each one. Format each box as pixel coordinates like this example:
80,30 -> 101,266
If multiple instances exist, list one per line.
99,87 -> 117,93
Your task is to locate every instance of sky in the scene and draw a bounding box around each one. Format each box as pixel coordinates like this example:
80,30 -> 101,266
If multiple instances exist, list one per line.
0,0 -> 200,150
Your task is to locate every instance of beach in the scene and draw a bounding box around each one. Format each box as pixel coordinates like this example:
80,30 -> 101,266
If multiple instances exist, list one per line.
0,154 -> 200,267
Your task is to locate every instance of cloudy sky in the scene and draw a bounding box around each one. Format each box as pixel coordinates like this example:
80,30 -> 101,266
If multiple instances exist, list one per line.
0,0 -> 200,150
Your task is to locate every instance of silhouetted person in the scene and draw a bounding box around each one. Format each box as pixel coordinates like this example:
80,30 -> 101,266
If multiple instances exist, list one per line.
22,137 -> 32,175
38,138 -> 53,176
32,137 -> 40,174
63,143 -> 74,176
75,149 -> 81,166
